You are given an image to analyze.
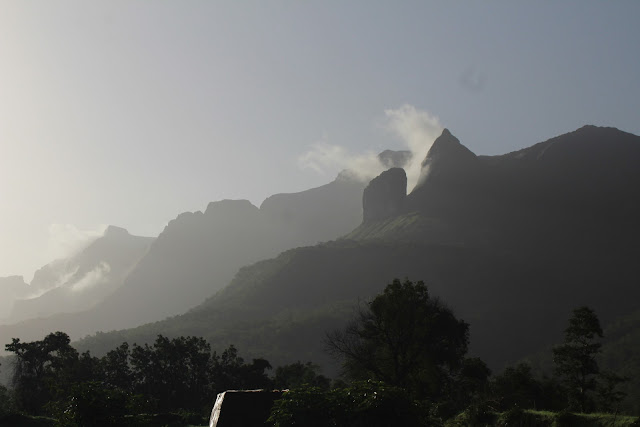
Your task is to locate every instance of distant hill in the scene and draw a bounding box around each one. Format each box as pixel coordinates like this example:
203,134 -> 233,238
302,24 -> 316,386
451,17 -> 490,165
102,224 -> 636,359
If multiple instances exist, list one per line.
0,172 -> 368,350
74,126 -> 640,381
78,171 -> 367,331
4,226 -> 154,324
0,227 -> 154,348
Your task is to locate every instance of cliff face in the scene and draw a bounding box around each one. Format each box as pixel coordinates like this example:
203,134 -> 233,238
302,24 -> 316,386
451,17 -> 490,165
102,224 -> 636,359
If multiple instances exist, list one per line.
356,126 -> 640,252
362,168 -> 407,222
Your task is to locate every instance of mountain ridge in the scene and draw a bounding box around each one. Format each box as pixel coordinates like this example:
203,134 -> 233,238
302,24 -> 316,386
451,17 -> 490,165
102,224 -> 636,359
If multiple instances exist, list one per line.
72,125 -> 640,388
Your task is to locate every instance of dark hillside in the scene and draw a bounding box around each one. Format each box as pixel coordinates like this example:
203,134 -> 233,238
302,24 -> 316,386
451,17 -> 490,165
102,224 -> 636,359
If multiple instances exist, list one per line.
75,126 -> 640,379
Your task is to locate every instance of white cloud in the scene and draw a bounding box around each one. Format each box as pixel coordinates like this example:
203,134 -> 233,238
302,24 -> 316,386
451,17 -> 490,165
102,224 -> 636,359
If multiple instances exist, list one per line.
383,105 -> 443,192
71,262 -> 111,292
297,105 -> 443,193
297,134 -> 385,182
45,223 -> 108,263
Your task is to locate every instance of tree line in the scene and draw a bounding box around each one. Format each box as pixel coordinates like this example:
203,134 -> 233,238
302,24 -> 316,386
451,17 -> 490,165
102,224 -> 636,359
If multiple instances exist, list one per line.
0,332 -> 328,425
0,278 -> 633,426
271,279 -> 632,426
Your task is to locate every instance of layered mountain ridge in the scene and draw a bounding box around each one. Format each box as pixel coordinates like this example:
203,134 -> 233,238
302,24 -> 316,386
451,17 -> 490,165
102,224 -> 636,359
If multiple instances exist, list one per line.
70,125 -> 640,399
0,227 -> 154,324
0,171 -> 369,349
2,125 -> 639,413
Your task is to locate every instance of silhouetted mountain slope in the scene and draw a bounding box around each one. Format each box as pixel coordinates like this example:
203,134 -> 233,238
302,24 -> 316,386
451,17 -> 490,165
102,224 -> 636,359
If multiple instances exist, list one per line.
84,173 -> 366,330
356,125 -> 640,251
260,171 -> 365,246
75,126 -> 640,381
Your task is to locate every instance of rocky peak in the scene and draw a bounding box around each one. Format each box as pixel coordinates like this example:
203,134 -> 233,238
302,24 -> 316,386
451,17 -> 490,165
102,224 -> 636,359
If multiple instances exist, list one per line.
422,129 -> 476,167
416,129 -> 478,187
362,168 -> 407,222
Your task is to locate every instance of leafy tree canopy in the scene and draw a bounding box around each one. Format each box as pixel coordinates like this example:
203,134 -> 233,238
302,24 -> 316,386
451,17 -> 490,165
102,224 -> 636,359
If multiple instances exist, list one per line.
326,278 -> 469,400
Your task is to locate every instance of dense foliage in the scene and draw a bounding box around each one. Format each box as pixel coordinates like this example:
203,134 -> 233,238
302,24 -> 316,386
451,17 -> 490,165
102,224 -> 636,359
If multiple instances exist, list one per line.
553,306 -> 604,412
268,380 -> 426,427
326,279 -> 471,406
0,279 -> 635,426
3,333 -> 274,425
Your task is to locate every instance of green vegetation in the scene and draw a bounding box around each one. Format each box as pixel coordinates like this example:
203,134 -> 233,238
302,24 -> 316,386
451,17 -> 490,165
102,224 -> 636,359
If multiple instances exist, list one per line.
268,381 -> 426,427
2,333 -> 275,426
1,278 -> 636,426
269,280 -> 635,426
553,306 -> 605,412
326,279 -> 472,405
448,408 -> 639,426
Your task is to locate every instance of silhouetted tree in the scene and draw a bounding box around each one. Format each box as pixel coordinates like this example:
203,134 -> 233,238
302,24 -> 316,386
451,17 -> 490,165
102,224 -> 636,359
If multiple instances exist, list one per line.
490,363 -> 543,411
326,278 -> 469,401
596,370 -> 629,413
101,342 -> 133,392
553,306 -> 602,412
210,344 -> 272,392
274,361 -> 331,390
5,331 -> 79,414
130,335 -> 214,412
450,357 -> 491,411
0,362 -> 14,419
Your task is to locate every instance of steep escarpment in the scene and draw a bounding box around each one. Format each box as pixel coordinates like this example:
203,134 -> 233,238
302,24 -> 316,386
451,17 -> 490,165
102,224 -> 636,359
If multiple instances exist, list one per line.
362,168 -> 407,222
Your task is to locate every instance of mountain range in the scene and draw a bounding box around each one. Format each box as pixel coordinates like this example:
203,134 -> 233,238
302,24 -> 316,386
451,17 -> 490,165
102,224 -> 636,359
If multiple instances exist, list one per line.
0,170 -> 367,348
69,126 -> 639,378
2,125 -> 639,412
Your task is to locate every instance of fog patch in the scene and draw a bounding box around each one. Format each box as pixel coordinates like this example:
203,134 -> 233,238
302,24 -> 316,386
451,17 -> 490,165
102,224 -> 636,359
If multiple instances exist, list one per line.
45,223 -> 108,263
71,262 -> 111,292
297,105 -> 443,192
25,264 -> 80,299
297,134 -> 386,182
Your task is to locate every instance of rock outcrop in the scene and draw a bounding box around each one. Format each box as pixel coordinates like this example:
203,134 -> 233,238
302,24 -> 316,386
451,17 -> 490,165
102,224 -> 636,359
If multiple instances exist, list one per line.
362,168 -> 407,222
416,128 -> 479,187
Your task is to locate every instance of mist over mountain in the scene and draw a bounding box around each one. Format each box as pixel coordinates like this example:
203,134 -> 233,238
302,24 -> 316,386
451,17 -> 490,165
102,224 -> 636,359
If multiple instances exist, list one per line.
0,226 -> 154,324
73,126 -> 640,384
0,172 -> 368,349
0,276 -> 29,320
81,171 -> 367,331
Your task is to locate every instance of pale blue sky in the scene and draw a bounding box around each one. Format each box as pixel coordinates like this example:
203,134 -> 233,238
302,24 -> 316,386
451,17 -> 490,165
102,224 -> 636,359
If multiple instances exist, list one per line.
1,1 -> 639,278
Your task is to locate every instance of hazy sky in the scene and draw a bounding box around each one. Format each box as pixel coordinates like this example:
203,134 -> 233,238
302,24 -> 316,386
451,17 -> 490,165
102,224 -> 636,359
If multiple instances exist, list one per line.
1,1 -> 639,279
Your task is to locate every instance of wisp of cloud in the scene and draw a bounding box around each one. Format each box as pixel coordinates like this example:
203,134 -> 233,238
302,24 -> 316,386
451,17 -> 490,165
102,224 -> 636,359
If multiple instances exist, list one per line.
298,105 -> 443,193
46,223 -> 108,263
383,104 -> 443,192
